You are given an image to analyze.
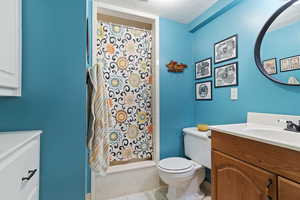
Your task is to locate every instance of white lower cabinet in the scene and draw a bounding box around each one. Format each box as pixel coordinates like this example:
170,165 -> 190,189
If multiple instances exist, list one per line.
0,131 -> 42,200
26,186 -> 39,200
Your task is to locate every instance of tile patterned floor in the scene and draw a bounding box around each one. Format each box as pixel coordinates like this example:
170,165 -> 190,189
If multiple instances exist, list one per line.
108,188 -> 211,200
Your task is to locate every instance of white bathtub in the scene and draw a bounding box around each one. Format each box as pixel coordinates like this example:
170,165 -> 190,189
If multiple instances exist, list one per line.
91,161 -> 160,200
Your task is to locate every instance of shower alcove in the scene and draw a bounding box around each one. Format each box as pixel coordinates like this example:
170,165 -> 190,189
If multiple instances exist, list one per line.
91,2 -> 160,200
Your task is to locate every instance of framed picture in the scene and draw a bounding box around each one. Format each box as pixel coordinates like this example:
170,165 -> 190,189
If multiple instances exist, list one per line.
214,62 -> 238,88
195,81 -> 212,101
195,58 -> 212,80
214,34 -> 238,64
280,55 -> 300,72
263,58 -> 277,75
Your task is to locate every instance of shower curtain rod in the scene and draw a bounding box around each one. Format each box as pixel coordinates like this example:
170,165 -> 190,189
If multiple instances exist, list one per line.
98,14 -> 152,31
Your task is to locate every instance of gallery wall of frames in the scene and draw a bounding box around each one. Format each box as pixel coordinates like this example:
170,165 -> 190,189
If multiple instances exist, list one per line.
195,34 -> 239,101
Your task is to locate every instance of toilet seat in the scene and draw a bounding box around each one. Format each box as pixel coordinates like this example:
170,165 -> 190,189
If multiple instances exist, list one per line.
157,157 -> 206,200
158,157 -> 194,173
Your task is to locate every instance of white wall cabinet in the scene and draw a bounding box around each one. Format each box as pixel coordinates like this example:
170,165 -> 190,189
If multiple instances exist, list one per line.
0,0 -> 22,96
0,131 -> 42,200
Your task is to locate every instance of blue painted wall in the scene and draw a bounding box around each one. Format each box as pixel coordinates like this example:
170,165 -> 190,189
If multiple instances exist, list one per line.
2,0 -> 297,197
262,21 -> 300,82
159,18 -> 195,159
0,0 -> 87,199
192,0 -> 300,126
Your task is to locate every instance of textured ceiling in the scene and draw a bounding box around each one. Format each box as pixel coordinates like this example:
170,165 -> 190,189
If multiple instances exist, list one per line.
98,0 -> 218,24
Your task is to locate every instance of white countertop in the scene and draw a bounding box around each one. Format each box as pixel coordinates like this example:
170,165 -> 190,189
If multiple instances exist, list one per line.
210,123 -> 300,152
0,130 -> 42,161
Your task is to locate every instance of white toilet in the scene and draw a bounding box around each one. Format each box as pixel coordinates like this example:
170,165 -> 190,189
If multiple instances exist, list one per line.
158,127 -> 211,200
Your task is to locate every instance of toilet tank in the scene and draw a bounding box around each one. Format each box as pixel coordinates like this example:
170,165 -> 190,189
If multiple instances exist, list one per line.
183,127 -> 211,169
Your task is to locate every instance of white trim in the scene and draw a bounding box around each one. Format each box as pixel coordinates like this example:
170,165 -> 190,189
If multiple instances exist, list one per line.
153,13 -> 160,164
91,3 -> 97,200
96,2 -> 158,20
107,161 -> 156,174
91,2 -> 160,200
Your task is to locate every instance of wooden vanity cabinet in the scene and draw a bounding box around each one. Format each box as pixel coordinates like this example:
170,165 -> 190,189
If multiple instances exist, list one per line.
212,130 -> 300,200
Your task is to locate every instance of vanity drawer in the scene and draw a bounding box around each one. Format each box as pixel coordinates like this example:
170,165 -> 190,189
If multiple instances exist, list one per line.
212,131 -> 300,183
0,137 -> 40,200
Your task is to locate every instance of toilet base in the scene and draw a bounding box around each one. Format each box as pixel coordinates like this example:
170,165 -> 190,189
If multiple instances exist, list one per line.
167,190 -> 205,200
166,168 -> 206,200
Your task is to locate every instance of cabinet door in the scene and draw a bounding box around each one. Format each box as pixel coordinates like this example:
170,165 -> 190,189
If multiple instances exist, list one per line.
278,177 -> 300,200
212,151 -> 277,200
0,138 -> 39,200
0,0 -> 22,96
25,187 -> 39,200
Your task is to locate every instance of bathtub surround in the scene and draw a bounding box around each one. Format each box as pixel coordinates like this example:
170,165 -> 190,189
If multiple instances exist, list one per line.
86,1 -> 196,195
91,3 -> 161,199
93,162 -> 160,199
0,0 -> 87,199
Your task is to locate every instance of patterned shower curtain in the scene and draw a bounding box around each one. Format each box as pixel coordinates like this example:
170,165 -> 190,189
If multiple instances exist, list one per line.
96,21 -> 153,166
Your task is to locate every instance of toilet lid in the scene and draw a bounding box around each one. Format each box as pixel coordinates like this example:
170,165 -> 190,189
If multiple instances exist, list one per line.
159,157 -> 193,171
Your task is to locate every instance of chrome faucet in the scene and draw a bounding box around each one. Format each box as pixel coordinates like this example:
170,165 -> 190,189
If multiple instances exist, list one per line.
285,120 -> 300,132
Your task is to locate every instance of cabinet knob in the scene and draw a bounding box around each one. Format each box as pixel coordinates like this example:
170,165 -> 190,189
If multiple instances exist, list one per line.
267,179 -> 273,189
265,179 -> 273,200
22,169 -> 37,182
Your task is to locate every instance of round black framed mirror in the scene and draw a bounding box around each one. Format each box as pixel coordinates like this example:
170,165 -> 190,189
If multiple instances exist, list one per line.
255,0 -> 300,86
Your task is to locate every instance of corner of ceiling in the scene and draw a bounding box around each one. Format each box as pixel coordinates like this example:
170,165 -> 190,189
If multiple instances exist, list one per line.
188,0 -> 244,33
